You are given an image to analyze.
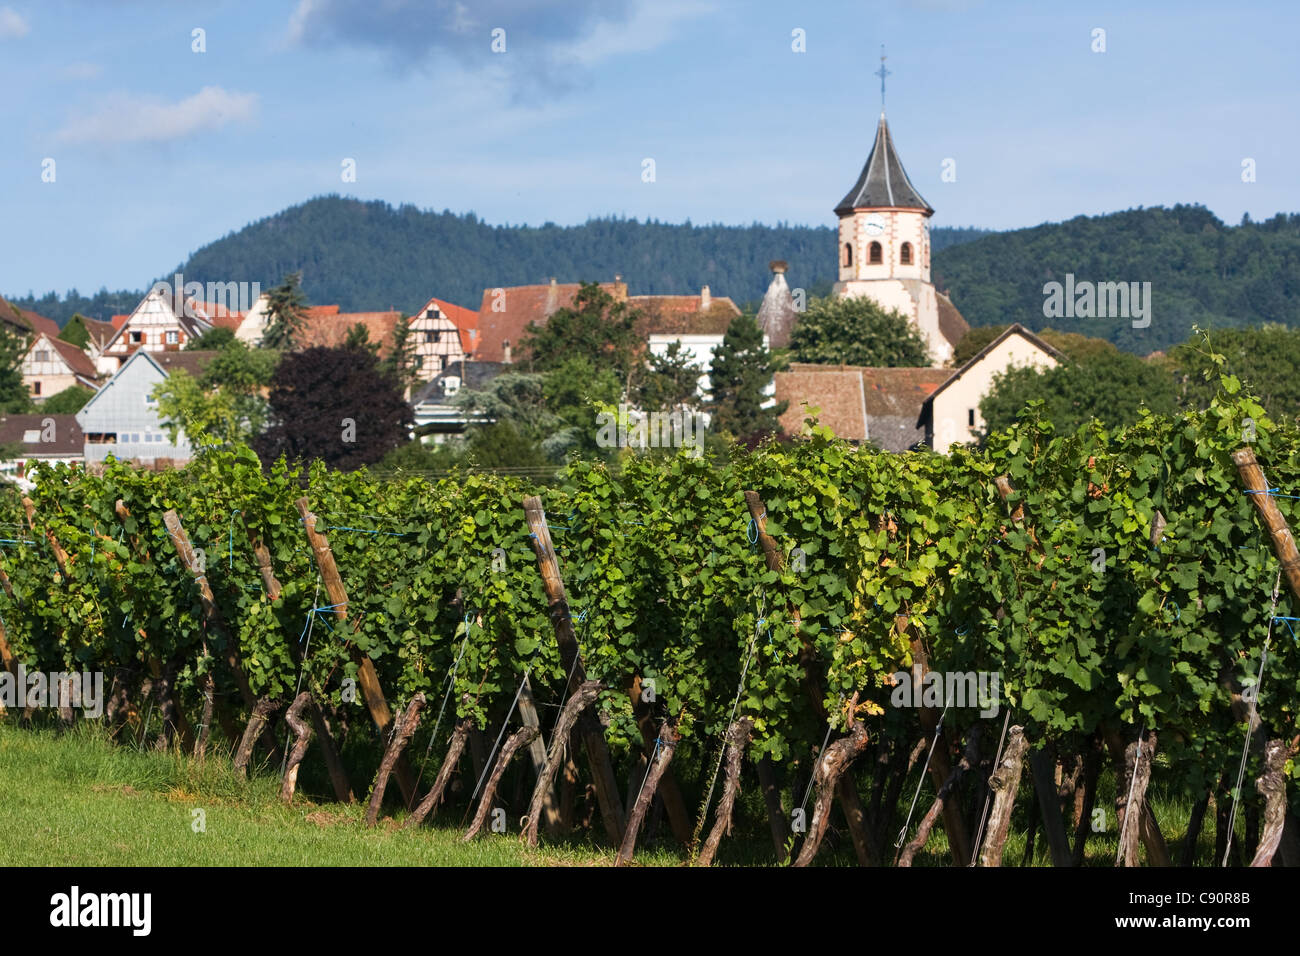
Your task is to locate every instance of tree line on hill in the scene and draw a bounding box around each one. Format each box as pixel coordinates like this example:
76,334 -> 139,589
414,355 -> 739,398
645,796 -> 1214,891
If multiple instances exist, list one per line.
4,196 -> 992,324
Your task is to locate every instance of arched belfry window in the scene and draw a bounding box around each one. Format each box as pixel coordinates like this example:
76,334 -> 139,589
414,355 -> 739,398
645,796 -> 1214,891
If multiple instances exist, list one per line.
900,242 -> 913,265
843,243 -> 853,267
869,241 -> 883,264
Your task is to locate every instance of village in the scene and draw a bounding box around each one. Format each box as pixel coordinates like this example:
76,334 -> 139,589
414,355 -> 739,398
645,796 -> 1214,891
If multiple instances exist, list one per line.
0,110 -> 1062,485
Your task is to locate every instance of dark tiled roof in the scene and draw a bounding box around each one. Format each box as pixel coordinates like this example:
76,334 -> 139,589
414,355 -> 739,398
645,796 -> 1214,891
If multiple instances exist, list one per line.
0,414 -> 84,455
835,114 -> 933,216
412,360 -> 507,405
299,311 -> 404,355
776,364 -> 951,452
639,302 -> 740,337
151,351 -> 221,378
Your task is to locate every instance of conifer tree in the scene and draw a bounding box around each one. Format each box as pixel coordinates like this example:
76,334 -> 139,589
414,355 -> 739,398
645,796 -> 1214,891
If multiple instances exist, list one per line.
707,313 -> 786,442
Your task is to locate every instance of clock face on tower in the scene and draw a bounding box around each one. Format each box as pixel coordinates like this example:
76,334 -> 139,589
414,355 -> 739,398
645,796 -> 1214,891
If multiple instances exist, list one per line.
863,213 -> 886,236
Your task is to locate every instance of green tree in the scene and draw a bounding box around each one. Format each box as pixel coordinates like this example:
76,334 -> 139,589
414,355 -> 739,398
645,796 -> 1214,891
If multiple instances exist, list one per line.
0,325 -> 32,413
56,314 -> 91,349
344,322 -> 379,354
153,340 -> 279,444
707,314 -> 787,442
1168,325 -> 1300,424
383,316 -> 420,393
634,341 -> 701,411
40,385 -> 94,415
261,272 -> 310,350
789,295 -> 929,367
979,350 -> 1178,438
521,282 -> 643,377
953,325 -> 1119,366
186,326 -> 236,351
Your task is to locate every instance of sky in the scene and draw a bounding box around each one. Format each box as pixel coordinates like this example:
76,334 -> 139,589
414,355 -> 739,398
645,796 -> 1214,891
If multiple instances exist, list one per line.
2,0 -> 1297,296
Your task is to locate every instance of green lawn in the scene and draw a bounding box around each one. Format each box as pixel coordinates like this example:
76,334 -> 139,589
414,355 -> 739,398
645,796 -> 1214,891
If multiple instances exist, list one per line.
0,722 -> 1220,867
0,722 -> 681,867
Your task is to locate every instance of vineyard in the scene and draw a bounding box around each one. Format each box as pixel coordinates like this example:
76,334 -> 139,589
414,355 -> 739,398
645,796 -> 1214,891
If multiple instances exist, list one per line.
1,379 -> 1297,867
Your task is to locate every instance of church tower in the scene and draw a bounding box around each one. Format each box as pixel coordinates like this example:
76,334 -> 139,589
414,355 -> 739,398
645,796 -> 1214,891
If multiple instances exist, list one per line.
832,69 -> 954,365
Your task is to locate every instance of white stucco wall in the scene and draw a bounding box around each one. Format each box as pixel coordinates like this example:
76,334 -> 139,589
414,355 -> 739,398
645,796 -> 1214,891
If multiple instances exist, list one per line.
929,334 -> 1059,453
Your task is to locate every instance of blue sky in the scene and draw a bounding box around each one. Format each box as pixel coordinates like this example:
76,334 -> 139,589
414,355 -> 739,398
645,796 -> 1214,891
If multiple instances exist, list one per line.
2,0 -> 1296,296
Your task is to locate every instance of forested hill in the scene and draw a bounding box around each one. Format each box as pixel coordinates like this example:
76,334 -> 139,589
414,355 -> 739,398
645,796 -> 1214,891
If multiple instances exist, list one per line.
6,196 -> 992,324
14,199 -> 1298,354
932,204 -> 1300,353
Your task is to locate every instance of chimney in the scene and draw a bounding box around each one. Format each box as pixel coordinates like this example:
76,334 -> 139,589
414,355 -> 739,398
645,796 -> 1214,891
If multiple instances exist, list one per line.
700,285 -> 711,311
770,260 -> 788,275
502,339 -> 512,364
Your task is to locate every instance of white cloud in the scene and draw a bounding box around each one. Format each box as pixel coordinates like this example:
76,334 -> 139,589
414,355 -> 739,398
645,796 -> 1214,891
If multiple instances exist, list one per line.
559,0 -> 714,67
55,86 -> 259,145
0,6 -> 29,39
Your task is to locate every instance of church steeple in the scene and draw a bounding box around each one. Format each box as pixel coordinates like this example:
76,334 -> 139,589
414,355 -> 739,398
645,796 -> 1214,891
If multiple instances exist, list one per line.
834,114 -> 933,216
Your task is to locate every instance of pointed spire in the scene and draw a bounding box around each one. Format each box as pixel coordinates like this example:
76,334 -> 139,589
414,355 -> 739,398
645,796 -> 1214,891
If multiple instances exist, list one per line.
834,114 -> 932,216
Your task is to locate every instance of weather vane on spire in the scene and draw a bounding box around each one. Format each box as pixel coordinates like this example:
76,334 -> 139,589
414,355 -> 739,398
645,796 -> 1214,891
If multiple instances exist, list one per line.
875,45 -> 890,113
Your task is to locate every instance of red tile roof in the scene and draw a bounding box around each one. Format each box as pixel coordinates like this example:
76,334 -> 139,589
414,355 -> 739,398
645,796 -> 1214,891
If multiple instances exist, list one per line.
40,334 -> 99,381
299,311 -> 404,355
475,281 -> 626,363
0,297 -> 60,338
776,364 -> 952,452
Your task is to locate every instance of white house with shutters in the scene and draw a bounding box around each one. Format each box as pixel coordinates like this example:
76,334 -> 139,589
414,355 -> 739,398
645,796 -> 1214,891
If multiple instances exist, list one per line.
96,288 -> 214,376
406,295 -> 478,382
20,333 -> 99,401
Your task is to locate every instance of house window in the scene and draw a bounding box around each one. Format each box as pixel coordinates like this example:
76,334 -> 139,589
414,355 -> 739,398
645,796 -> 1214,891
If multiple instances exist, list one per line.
31,382 -> 40,396
166,331 -> 178,345
145,393 -> 157,407
842,243 -> 853,267
130,331 -> 143,344
425,329 -> 440,343
869,242 -> 883,264
968,409 -> 976,427
34,349 -> 50,362
900,242 -> 913,265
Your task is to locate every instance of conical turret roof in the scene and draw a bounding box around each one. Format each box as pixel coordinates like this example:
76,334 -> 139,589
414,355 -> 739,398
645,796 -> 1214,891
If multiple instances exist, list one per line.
834,113 -> 932,216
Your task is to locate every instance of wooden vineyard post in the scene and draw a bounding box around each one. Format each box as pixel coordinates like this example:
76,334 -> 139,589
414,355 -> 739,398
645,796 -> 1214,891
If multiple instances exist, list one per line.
744,491 -> 876,866
366,693 -> 426,826
697,718 -> 754,867
1028,744 -> 1073,867
234,698 -> 282,774
522,494 -> 626,843
464,726 -> 539,841
22,496 -> 69,579
404,718 -> 473,829
1251,738 -> 1293,867
616,719 -> 681,866
517,675 -> 563,837
246,512 -> 353,803
280,692 -> 314,804
629,674 -> 693,846
295,497 -> 414,806
793,696 -> 871,867
978,725 -> 1028,867
524,681 -> 602,847
162,509 -> 255,709
899,726 -> 982,867
1233,447 -> 1300,602
1112,727 -> 1161,867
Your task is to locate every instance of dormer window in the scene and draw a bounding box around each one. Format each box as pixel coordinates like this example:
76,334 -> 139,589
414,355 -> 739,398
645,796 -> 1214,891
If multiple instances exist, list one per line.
869,241 -> 883,264
443,375 -> 461,397
900,242 -> 913,265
